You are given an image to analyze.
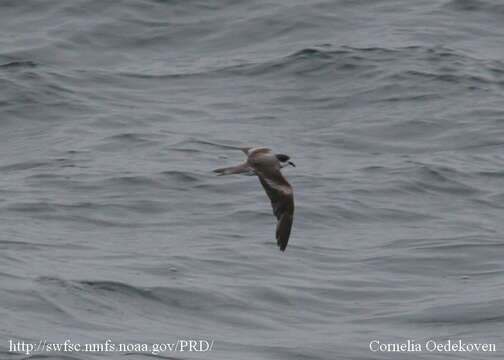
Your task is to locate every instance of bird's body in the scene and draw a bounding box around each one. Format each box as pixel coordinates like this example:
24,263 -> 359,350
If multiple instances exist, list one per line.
214,147 -> 295,251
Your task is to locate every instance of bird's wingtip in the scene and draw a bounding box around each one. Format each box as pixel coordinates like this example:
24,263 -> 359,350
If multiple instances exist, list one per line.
277,238 -> 288,251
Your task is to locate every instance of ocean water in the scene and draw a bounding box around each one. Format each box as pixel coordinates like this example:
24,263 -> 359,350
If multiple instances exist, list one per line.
1,0 -> 504,359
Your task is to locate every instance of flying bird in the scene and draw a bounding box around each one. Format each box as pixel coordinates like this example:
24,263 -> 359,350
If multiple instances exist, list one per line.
214,147 -> 295,251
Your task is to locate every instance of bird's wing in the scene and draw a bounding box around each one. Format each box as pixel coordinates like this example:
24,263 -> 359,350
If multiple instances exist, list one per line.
240,147 -> 252,155
256,169 -> 294,251
240,147 -> 271,156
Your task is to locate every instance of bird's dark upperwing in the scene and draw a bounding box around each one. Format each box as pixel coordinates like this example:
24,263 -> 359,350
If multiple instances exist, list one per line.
256,169 -> 294,251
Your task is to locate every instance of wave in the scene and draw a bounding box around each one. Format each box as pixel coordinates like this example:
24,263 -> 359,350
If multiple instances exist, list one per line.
409,299 -> 504,324
445,0 -> 504,14
115,44 -> 504,100
0,60 -> 38,69
34,277 -> 250,315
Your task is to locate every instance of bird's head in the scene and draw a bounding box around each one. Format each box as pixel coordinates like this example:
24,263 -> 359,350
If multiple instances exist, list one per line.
276,154 -> 296,168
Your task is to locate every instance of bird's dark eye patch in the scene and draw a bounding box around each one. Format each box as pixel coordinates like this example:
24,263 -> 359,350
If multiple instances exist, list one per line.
276,154 -> 290,162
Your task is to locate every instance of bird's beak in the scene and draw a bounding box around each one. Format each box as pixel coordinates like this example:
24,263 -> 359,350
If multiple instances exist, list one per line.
288,161 -> 296,167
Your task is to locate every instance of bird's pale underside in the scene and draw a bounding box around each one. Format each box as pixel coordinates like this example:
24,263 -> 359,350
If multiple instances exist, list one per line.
214,147 -> 295,251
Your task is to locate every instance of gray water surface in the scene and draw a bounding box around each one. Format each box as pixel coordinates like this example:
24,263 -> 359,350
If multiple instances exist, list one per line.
1,0 -> 504,359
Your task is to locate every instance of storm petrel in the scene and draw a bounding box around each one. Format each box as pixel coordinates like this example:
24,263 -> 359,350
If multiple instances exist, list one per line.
214,147 -> 295,251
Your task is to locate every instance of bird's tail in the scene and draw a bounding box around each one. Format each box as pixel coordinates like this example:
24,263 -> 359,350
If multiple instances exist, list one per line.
213,163 -> 253,176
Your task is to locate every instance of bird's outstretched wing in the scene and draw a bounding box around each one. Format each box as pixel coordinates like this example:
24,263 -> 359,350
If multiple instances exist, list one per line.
256,169 -> 294,251
239,147 -> 252,155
